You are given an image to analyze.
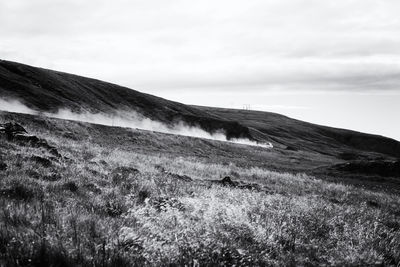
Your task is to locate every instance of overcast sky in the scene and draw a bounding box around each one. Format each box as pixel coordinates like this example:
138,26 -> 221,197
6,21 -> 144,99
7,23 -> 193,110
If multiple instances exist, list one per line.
1,0 -> 400,140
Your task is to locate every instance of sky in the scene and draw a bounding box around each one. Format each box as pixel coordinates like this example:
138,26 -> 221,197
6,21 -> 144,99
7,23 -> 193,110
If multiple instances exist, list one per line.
1,0 -> 400,140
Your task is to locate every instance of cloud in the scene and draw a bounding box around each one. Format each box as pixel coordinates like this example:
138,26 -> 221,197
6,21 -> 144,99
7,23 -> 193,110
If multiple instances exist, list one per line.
1,0 -> 400,93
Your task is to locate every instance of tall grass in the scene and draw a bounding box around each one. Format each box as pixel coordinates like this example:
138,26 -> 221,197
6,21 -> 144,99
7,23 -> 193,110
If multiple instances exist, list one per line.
0,116 -> 399,266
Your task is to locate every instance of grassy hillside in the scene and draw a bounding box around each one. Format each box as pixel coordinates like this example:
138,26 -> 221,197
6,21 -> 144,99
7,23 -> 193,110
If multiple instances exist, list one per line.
0,60 -> 250,140
196,106 -> 400,158
1,111 -> 400,266
1,59 -> 400,160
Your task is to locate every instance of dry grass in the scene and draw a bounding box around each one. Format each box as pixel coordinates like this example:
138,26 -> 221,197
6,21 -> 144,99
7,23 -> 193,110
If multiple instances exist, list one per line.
0,118 -> 400,266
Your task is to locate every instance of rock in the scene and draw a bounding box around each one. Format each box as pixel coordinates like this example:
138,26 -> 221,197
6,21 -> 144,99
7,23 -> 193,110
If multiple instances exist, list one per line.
154,165 -> 167,173
0,161 -> 7,171
48,147 -> 61,157
285,145 -> 298,151
237,183 -> 262,191
30,156 -> 52,168
62,131 -> 77,140
99,160 -> 108,166
220,176 -> 239,187
1,122 -> 62,157
43,172 -> 62,181
0,122 -> 27,136
119,227 -> 144,252
151,197 -> 185,212
167,172 -> 193,182
329,198 -> 341,204
208,176 -> 237,187
63,181 -> 78,192
84,183 -> 102,194
26,170 -> 41,179
366,200 -> 379,208
208,176 -> 266,192
112,166 -> 140,183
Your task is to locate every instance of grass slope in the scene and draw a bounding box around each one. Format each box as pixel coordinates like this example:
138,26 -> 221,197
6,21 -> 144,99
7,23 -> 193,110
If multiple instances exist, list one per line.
0,111 -> 400,266
195,106 -> 400,158
0,60 -> 250,140
1,59 -> 400,160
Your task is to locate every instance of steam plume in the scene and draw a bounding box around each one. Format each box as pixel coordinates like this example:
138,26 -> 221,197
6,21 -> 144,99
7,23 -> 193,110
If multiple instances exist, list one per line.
0,97 -> 272,148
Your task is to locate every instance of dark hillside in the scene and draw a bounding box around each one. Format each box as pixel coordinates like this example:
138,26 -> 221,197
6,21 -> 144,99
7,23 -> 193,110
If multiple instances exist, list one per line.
1,59 -> 400,160
0,60 -> 251,140
195,106 -> 400,158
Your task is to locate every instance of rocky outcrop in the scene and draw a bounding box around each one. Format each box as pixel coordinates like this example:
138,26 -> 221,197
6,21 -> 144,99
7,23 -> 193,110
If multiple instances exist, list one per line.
0,122 -> 61,157
154,165 -> 193,182
209,176 -> 263,191
0,122 -> 27,136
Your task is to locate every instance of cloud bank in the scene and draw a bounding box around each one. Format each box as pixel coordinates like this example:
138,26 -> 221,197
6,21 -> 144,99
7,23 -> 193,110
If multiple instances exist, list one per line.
0,98 -> 272,148
1,0 -> 400,93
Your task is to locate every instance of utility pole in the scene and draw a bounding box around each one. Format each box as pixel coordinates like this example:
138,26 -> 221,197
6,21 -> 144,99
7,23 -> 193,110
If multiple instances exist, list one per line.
243,104 -> 251,110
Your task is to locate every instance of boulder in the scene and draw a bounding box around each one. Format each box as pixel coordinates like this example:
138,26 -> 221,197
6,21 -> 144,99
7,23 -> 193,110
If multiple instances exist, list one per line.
112,166 -> 140,183
0,122 -> 27,136
209,176 -> 265,192
0,161 -> 7,171
30,156 -> 53,168
167,172 -> 193,182
285,145 -> 298,151
220,176 -> 239,187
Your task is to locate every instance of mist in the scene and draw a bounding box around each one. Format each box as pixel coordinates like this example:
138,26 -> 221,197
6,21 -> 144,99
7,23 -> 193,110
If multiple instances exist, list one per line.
0,97 -> 272,148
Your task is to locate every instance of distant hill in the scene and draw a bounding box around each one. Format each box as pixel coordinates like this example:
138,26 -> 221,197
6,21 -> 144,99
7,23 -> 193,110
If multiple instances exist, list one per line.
1,59 -> 399,160
195,106 -> 400,158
